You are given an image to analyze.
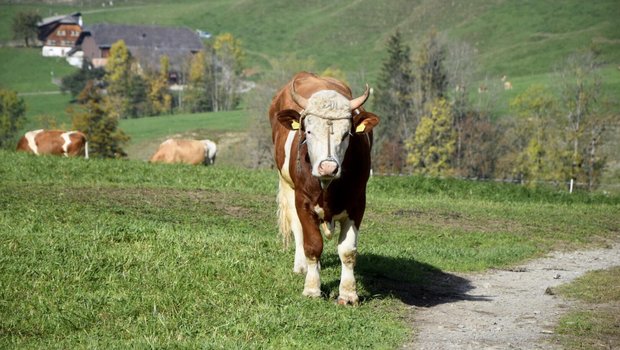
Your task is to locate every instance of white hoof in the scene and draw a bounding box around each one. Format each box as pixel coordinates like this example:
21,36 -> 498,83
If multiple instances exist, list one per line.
302,288 -> 321,298
337,293 -> 359,305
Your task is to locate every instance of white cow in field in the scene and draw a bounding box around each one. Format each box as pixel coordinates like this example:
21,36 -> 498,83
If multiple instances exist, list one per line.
149,139 -> 217,165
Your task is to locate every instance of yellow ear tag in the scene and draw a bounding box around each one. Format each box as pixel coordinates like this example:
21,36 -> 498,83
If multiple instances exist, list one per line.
291,121 -> 300,130
355,123 -> 366,133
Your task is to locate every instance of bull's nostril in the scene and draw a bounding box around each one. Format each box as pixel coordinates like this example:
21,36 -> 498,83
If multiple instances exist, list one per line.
318,160 -> 339,176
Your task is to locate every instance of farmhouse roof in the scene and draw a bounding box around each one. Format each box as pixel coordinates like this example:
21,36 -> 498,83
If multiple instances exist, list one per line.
79,23 -> 203,50
37,12 -> 82,41
77,23 -> 204,70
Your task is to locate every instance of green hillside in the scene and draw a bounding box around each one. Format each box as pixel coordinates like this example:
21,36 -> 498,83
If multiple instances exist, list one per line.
1,1 -> 618,181
2,0 -> 619,81
1,1 -> 618,118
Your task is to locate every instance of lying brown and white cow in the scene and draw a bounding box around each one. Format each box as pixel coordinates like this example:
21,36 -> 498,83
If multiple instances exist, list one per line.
149,138 -> 217,165
16,129 -> 89,158
269,71 -> 379,304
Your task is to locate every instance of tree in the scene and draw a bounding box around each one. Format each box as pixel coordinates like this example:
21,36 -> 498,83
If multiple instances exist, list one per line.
70,81 -> 129,158
413,29 -> 449,118
406,98 -> 456,176
445,41 -> 478,171
499,85 -> 565,186
183,51 -> 212,113
60,60 -> 106,100
212,33 -> 245,111
104,40 -> 133,118
0,89 -> 26,149
458,111 -> 500,179
373,31 -> 415,173
12,11 -> 41,47
557,50 -> 609,191
126,73 -> 148,118
146,55 -> 172,116
213,33 -> 245,75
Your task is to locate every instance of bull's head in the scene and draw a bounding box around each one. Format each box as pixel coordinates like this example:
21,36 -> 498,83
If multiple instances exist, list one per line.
277,81 -> 379,181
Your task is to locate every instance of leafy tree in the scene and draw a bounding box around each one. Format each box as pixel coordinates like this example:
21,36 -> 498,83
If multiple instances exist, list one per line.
212,33 -> 245,111
557,50 -> 609,191
406,98 -> 456,176
373,31 -> 415,173
105,40 -> 133,118
146,55 -> 172,116
413,29 -> 449,117
213,33 -> 245,75
126,73 -> 148,118
445,41 -> 479,171
70,81 -> 129,158
60,60 -> 106,100
0,89 -> 26,148
183,51 -> 212,112
499,85 -> 565,186
458,111 -> 500,179
12,11 -> 41,47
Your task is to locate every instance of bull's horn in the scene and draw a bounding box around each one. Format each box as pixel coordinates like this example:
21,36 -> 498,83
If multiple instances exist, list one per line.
290,79 -> 308,109
350,84 -> 370,110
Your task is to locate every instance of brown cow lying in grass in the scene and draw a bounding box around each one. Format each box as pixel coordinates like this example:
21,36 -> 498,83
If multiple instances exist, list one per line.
149,138 -> 217,165
16,129 -> 89,158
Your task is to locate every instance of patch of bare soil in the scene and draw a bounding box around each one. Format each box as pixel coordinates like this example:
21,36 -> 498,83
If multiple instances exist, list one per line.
403,242 -> 620,350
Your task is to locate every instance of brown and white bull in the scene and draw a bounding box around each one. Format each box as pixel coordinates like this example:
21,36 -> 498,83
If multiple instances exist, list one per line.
16,129 -> 89,158
269,72 -> 379,305
149,138 -> 217,165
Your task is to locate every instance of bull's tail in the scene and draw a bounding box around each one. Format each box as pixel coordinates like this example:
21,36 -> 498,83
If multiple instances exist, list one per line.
277,177 -> 293,249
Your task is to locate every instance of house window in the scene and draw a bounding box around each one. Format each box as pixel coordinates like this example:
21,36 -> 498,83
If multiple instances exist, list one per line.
71,31 -> 79,37
57,30 -> 66,36
48,40 -> 56,46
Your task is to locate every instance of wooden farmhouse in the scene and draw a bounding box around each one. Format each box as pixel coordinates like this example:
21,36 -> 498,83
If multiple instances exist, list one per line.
37,12 -> 83,57
75,23 -> 204,78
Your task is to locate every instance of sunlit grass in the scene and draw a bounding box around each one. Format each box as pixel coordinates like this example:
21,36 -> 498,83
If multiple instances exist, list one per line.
554,267 -> 620,349
1,150 -> 618,347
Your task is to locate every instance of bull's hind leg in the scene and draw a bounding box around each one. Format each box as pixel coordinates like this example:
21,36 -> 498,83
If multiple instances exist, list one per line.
277,176 -> 307,274
337,219 -> 359,305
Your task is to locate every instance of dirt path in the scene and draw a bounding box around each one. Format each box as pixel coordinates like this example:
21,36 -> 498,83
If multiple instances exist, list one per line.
403,242 -> 620,350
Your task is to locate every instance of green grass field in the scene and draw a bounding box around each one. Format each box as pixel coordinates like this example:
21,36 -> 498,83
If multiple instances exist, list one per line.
1,150 -> 618,348
554,267 -> 620,349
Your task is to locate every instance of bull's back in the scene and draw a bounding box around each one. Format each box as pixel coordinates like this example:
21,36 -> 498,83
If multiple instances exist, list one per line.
150,139 -> 205,165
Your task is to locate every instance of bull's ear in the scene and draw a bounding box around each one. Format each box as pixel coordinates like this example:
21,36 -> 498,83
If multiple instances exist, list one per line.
353,111 -> 380,133
276,109 -> 302,130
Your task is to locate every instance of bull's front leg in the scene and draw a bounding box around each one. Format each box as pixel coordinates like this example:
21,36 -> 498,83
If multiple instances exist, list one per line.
337,219 -> 359,305
298,208 -> 323,298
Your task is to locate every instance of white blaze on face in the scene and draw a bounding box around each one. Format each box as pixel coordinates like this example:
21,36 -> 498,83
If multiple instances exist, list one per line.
303,91 -> 352,179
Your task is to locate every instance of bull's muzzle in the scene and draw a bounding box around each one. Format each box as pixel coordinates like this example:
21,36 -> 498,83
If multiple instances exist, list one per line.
318,158 -> 339,177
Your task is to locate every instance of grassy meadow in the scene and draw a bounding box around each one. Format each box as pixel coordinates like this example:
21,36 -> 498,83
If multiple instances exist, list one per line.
1,150 -> 619,348
554,267 -> 620,349
1,2 -> 619,346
